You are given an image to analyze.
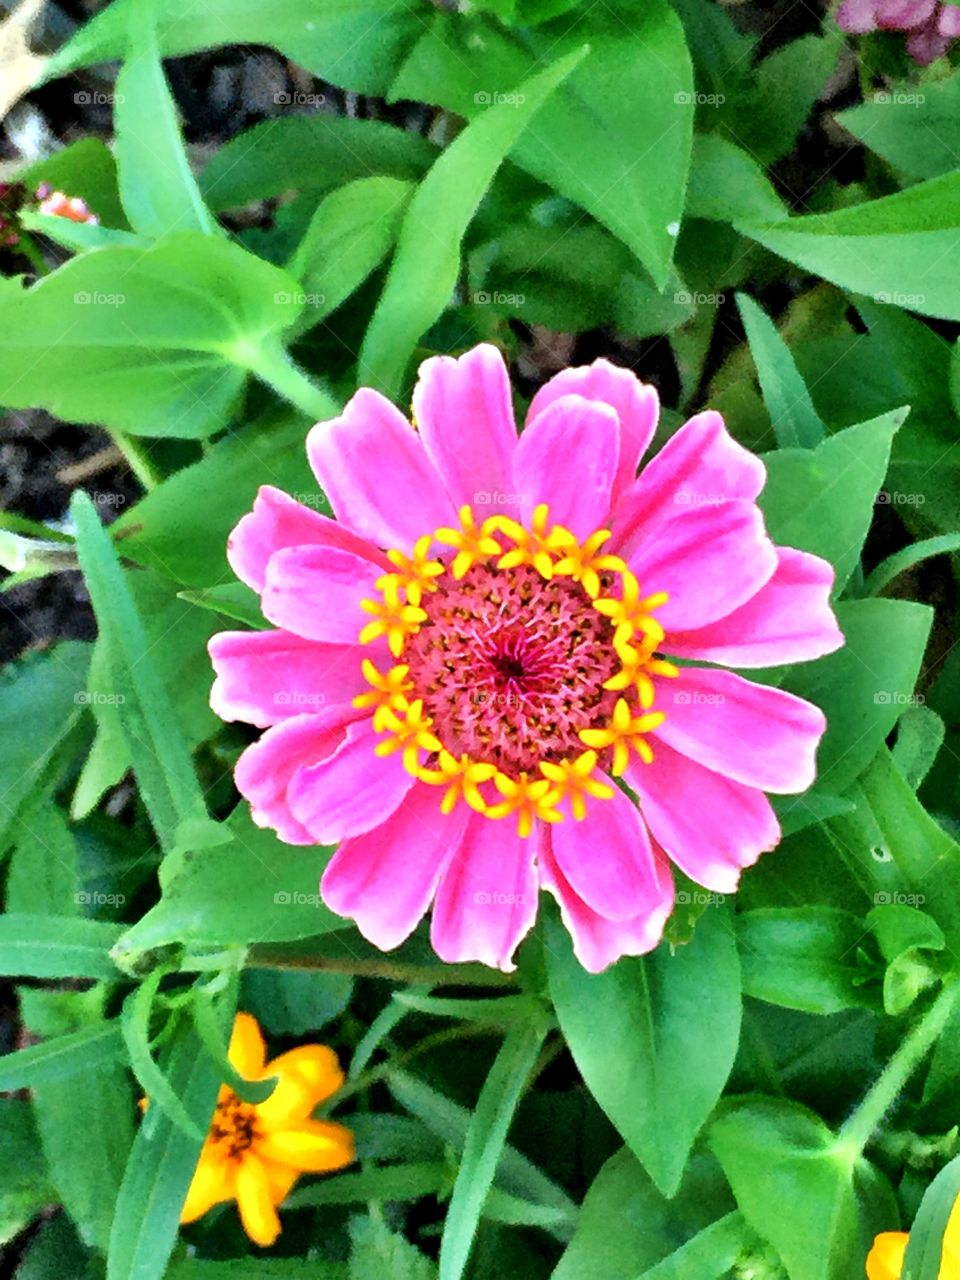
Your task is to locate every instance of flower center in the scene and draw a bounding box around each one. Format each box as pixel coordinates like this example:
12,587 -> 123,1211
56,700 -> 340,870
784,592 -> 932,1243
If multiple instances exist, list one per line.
403,563 -> 620,775
209,1090 -> 258,1159
354,504 -> 676,832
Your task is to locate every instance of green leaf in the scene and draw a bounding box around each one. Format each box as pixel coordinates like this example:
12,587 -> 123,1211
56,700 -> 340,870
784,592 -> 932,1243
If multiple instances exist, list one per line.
241,968 -> 353,1036
737,293 -> 825,448
349,1215 -> 436,1280
361,47 -> 586,397
552,1147 -> 740,1280
740,173 -> 960,323
731,32 -> 840,165
903,1153 -> 960,1279
836,78 -> 960,183
440,1019 -> 548,1280
783,599 -> 931,797
112,806 -> 343,961
545,906 -> 741,1196
737,908 -> 876,1015
22,136 -> 128,229
122,970 -> 206,1142
190,985 -> 275,1106
177,583 -> 265,630
45,0 -> 427,95
0,1099 -> 54,1244
72,491 -> 211,852
391,2 -> 694,287
6,805 -> 81,916
759,408 -> 904,594
200,115 -> 437,210
286,1161 -> 450,1209
167,1264 -> 348,1280
0,1020 -> 124,1089
686,133 -> 785,224
0,234 -> 306,439
287,176 -> 413,333
892,705 -> 945,792
113,0 -> 217,237
710,1098 -> 891,1280
0,914 -> 121,979
107,999 -> 232,1280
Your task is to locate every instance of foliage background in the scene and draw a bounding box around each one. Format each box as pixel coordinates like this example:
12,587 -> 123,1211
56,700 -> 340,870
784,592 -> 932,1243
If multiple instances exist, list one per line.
3,0 -> 960,1276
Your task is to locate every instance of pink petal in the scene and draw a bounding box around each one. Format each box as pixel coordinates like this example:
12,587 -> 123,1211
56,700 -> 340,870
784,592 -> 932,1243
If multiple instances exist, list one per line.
321,783 -> 468,950
627,500 -> 777,632
663,547 -> 844,668
411,344 -> 518,513
538,826 -> 673,974
209,629 -> 370,729
613,411 -> 766,557
235,712 -> 349,845
906,16 -> 950,58
939,4 -> 960,36
627,743 -> 780,893
261,545 -> 378,644
527,359 -> 659,501
430,813 -> 538,971
227,485 -> 388,594
878,0 -> 936,26
307,389 -> 455,551
512,394 -> 620,538
550,784 -> 662,921
652,668 -> 825,794
287,716 -> 415,843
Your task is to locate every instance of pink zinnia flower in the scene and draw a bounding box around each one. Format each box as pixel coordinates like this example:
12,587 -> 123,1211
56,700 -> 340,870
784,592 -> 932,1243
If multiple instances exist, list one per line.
837,0 -> 960,63
209,346 -> 842,973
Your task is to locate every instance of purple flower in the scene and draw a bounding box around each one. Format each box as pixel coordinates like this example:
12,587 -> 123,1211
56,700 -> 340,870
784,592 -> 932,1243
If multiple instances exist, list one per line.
837,0 -> 960,64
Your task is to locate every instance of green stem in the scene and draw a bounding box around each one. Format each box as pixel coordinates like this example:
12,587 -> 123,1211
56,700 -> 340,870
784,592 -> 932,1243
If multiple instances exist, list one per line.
863,534 -> 960,597
242,341 -> 339,421
245,946 -> 515,988
838,979 -> 960,1156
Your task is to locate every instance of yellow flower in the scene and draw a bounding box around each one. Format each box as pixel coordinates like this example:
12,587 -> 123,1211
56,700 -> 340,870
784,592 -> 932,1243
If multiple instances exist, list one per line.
179,1012 -> 354,1247
867,1196 -> 960,1279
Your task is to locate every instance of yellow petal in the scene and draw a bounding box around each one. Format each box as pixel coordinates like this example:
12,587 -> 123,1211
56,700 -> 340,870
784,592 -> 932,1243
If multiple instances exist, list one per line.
257,1047 -> 345,1128
942,1197 -> 960,1271
228,1012 -> 266,1079
257,1119 -> 355,1174
179,1147 -> 234,1225
235,1155 -> 282,1248
865,1232 -> 908,1280
260,1156 -> 301,1207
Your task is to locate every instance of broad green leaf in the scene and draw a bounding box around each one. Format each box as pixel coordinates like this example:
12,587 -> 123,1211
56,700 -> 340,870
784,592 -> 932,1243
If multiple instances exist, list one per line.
111,410 -> 320,587
546,906 -> 741,1196
710,1098 -> 893,1280
740,174 -> 960,323
440,1019 -> 548,1280
6,805 -> 81,916
361,48 -> 586,397
177,583 -> 265,630
783,599 -> 931,797
758,408 -> 904,594
837,78 -> 960,182
686,133 -> 786,224
0,914 -> 121,979
638,1213 -> 754,1280
34,1056 -> 134,1250
552,1147 -> 740,1280
200,116 -> 437,210
892,706 -> 945,792
0,1099 -> 54,1244
43,0 -> 428,96
903,1153 -> 960,1279
287,1161 -> 450,1209
21,136 -> 127,228
288,176 -> 413,333
737,293 -> 825,448
72,491 -> 211,852
0,1021 -> 124,1089
112,807 -> 343,960
390,2 -> 694,287
0,234 -> 307,439
241,968 -> 353,1036
349,1215 -> 436,1280
730,32 -> 840,165
737,908 -> 876,1015
113,0 -> 217,237
107,1001 -> 232,1280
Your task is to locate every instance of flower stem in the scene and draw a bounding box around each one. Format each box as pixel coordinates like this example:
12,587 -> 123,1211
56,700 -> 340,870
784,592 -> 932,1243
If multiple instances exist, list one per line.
838,979 -> 960,1156
239,341 -> 339,422
244,946 -> 515,988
